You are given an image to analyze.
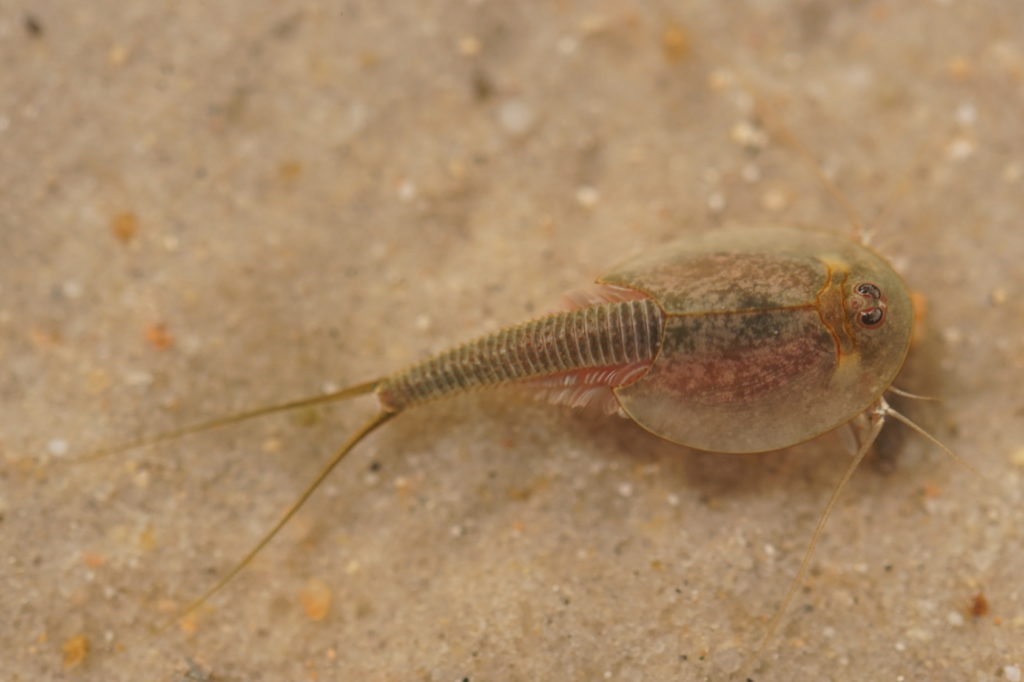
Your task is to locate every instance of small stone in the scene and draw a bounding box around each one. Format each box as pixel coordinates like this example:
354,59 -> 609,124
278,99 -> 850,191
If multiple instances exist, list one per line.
955,102 -> 977,126
557,35 -> 579,55
946,55 -> 973,80
61,280 -> 83,299
575,185 -> 599,208
144,322 -> 173,350
62,634 -> 89,668
942,327 -> 963,345
730,120 -> 767,149
47,438 -> 69,457
397,179 -> 417,202
111,211 -> 138,243
707,192 -> 726,212
299,578 -> 332,622
108,44 -> 129,66
661,22 -> 690,62
498,99 -> 535,136
707,68 -> 736,90
125,370 -> 154,386
741,163 -> 761,183
457,36 -> 482,56
946,136 -> 975,161
761,188 -> 789,211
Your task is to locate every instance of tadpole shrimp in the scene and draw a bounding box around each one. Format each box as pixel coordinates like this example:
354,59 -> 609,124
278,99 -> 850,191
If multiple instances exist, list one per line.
72,92 -> 967,681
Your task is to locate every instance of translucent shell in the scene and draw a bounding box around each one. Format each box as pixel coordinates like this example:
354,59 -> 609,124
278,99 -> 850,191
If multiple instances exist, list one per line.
601,227 -> 914,453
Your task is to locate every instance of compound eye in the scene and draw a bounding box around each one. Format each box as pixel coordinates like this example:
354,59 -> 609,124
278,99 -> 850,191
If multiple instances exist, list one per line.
859,307 -> 885,328
856,282 -> 882,299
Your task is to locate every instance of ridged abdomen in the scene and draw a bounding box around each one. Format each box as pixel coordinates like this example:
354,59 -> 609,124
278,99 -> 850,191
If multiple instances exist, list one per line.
377,298 -> 664,411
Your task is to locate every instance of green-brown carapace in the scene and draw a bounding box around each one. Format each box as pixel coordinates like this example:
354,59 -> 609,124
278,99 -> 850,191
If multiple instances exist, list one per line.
601,226 -> 912,453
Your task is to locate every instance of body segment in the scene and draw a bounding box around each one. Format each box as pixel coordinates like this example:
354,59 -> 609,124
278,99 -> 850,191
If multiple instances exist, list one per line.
377,297 -> 663,411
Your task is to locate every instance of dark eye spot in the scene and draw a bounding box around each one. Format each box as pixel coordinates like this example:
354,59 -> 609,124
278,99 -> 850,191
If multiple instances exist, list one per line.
859,307 -> 885,328
856,282 -> 881,298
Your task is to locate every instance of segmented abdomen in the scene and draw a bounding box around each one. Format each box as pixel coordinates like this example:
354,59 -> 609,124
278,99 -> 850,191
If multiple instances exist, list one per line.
377,298 -> 664,411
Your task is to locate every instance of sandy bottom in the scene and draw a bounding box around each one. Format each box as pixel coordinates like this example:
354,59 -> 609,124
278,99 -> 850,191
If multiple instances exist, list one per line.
2,2 -> 1023,681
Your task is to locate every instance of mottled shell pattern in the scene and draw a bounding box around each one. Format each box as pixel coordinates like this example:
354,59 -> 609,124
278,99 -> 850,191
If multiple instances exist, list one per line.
604,226 -> 913,452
